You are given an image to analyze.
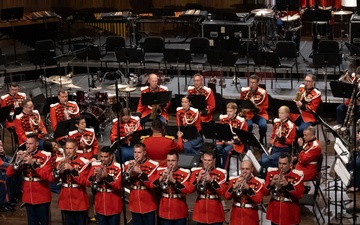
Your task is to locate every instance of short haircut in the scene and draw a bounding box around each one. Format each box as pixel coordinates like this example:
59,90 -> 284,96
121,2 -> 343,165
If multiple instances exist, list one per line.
66,138 -> 77,147
278,105 -> 290,115
201,149 -> 216,159
226,102 -> 237,111
74,115 -> 86,125
134,143 -> 146,151
167,150 -> 179,160
306,74 -> 317,82
249,74 -> 260,82
304,126 -> 316,135
151,118 -> 163,132
100,146 -> 113,154
22,99 -> 32,107
58,89 -> 68,96
9,82 -> 19,88
193,73 -> 204,81
279,152 -> 291,163
26,133 -> 38,141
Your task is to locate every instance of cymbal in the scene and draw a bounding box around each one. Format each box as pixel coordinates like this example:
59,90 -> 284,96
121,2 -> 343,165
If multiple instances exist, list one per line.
319,6 -> 332,10
120,87 -> 136,92
48,75 -> 72,85
251,8 -> 274,16
280,14 -> 300,21
63,83 -> 81,89
333,10 -> 353,15
107,84 -> 129,90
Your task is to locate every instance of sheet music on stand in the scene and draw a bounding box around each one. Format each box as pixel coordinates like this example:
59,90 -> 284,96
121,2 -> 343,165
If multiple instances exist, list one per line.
334,158 -> 351,187
141,91 -> 172,106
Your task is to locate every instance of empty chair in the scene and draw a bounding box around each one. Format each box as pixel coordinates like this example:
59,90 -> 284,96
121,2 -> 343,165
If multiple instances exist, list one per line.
235,41 -> 258,84
313,40 -> 342,77
142,36 -> 164,69
275,41 -> 299,84
101,36 -> 126,69
190,37 -> 209,69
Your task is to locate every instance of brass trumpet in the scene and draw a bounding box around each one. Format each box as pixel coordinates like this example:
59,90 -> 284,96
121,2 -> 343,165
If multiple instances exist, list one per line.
233,174 -> 248,197
160,165 -> 173,190
274,168 -> 285,195
13,149 -> 30,170
53,154 -> 70,179
197,166 -> 211,192
124,157 -> 139,180
91,164 -> 107,190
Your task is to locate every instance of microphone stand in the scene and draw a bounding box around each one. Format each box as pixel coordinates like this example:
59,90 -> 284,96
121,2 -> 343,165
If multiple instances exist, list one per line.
114,79 -> 128,225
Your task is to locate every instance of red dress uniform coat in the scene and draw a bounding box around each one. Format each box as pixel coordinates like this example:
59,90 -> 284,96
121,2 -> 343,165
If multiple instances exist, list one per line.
14,110 -> 47,145
124,158 -> 159,213
136,85 -> 170,121
176,107 -> 201,132
187,86 -> 216,122
86,161 -> 123,215
295,138 -> 322,181
270,118 -> 296,148
240,86 -> 269,120
225,175 -> 264,225
141,135 -> 183,167
263,167 -> 304,225
54,155 -> 90,211
1,92 -> 26,128
6,150 -> 52,205
186,167 -> 227,224
50,101 -> 80,131
68,128 -> 99,159
152,167 -> 191,220
110,116 -> 142,143
218,114 -> 248,153
290,84 -> 321,123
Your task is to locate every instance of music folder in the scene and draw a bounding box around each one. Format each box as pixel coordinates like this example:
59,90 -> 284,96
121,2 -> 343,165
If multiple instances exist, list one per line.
330,81 -> 354,99
272,98 -> 300,115
141,91 -> 172,106
165,126 -> 198,140
201,122 -> 234,141
188,95 -> 207,110
0,105 -> 12,123
54,119 -> 74,139
237,99 -> 256,110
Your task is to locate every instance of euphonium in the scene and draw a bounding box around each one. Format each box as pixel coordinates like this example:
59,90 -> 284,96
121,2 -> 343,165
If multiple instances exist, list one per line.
160,165 -> 173,190
124,157 -> 139,180
150,104 -> 162,120
197,166 -> 210,192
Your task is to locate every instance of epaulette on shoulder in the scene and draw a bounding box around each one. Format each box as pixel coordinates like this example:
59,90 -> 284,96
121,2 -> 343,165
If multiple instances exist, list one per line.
241,86 -> 250,92
68,130 -> 79,136
292,169 -> 304,177
314,88 -> 321,96
189,107 -> 199,113
236,116 -> 245,122
219,114 -> 227,120
157,167 -> 167,171
258,88 -> 267,95
164,135 -> 175,140
55,156 -> 65,162
176,107 -> 182,111
203,86 -> 211,92
274,118 -> 280,123
18,92 -> 26,98
68,100 -> 77,105
40,150 -> 51,157
131,116 -> 140,121
217,167 -> 227,174
188,86 -> 194,90
85,128 -> 95,133
191,167 -> 202,172
159,85 -> 168,91
267,167 -> 278,172
113,162 -> 121,168
140,86 -> 149,91
50,102 -> 59,108
229,176 -> 240,181
0,94 -> 9,100
15,113 -> 24,120
92,161 -> 101,166
140,135 -> 150,141
112,118 -> 118,123
299,84 -> 305,88
149,159 -> 159,166
254,176 -> 265,184
33,109 -> 39,114
179,168 -> 190,174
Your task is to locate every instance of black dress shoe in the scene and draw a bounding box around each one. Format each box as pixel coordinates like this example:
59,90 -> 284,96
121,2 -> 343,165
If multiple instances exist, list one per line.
0,204 -> 15,211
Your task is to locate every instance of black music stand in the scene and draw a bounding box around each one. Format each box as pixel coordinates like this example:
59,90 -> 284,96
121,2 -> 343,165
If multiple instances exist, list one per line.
1,7 -> 24,66
233,128 -> 271,159
141,91 -> 172,106
163,49 -> 189,94
276,0 -> 300,11
0,105 -> 12,141
201,122 -> 234,142
188,95 -> 207,111
237,99 -> 257,111
330,81 -> 354,104
72,12 -> 96,46
130,129 -> 152,145
54,119 -> 73,140
29,50 -> 57,99
165,126 -> 198,140
271,98 -> 300,118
